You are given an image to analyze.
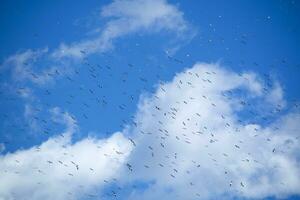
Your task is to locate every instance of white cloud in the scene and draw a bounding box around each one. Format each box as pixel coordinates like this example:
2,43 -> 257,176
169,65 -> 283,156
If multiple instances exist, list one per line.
0,108 -> 132,200
0,48 -> 66,86
265,80 -> 286,108
0,63 -> 299,200
0,132 -> 132,200
240,72 -> 263,96
52,0 -> 194,59
1,0 -> 194,86
118,63 -> 300,199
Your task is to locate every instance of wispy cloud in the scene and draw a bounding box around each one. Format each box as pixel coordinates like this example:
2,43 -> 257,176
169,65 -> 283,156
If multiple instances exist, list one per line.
0,0 -> 194,87
0,48 -> 64,86
52,0 -> 194,59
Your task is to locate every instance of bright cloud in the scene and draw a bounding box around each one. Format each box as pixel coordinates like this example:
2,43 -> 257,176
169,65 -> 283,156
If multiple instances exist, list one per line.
120,63 -> 300,199
0,63 -> 299,200
52,0 -> 194,59
0,108 -> 132,200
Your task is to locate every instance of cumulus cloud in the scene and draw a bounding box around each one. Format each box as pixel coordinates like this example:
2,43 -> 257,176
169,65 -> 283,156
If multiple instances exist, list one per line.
119,63 -> 300,199
0,63 -> 299,200
0,108 -> 132,200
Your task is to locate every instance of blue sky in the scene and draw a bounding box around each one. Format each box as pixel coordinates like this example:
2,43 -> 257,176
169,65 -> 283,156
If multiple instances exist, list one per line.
0,0 -> 300,200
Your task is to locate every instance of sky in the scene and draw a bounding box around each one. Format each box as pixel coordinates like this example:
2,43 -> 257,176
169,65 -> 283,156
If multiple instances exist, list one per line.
0,0 -> 300,199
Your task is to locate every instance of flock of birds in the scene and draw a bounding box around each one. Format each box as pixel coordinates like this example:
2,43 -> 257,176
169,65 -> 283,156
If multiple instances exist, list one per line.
1,49 -> 299,199
0,20 -> 300,199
